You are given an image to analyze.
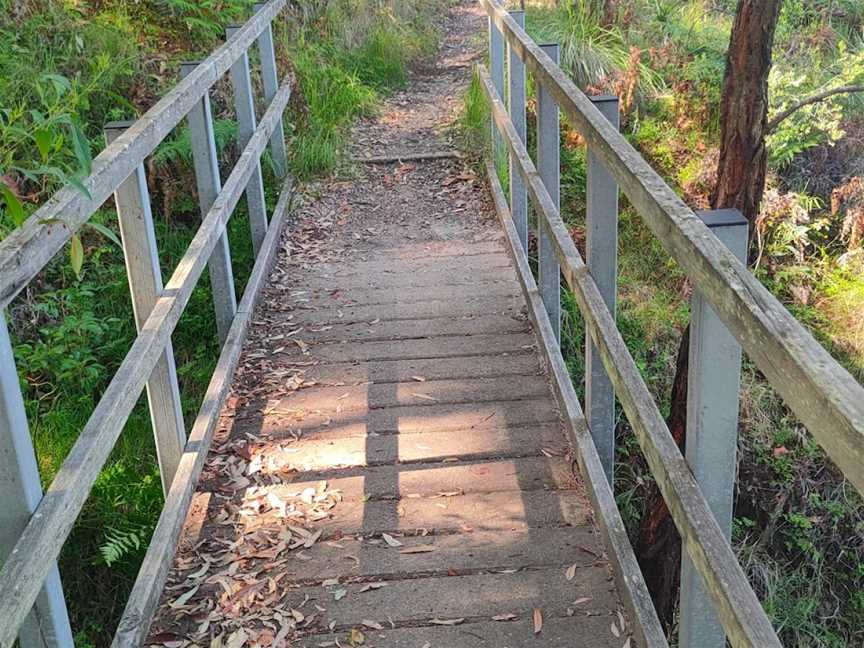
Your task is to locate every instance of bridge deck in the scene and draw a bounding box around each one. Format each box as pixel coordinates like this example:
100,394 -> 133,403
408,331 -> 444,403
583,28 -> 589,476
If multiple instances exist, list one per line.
146,3 -> 631,646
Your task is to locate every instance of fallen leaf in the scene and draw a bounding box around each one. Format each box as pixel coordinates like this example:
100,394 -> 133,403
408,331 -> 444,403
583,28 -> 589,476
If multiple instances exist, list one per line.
358,582 -> 387,592
533,608 -> 543,634
430,618 -> 464,626
169,585 -> 199,608
362,620 -> 383,630
411,375 -> 426,382
611,622 -> 621,638
349,628 -> 365,646
399,545 -> 435,554
566,563 -> 577,581
334,589 -> 347,601
226,628 -> 248,648
381,533 -> 403,547
491,613 -> 517,621
574,597 -> 592,605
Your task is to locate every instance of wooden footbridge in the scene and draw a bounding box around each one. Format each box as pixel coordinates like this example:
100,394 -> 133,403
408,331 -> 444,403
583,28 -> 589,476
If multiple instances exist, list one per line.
2,1 -> 863,647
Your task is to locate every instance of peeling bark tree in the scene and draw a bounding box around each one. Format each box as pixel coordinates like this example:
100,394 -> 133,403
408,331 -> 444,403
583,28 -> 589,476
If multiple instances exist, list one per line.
635,0 -> 783,628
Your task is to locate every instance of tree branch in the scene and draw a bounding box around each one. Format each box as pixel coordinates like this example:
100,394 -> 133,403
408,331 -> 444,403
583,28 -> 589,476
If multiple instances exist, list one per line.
766,84 -> 864,133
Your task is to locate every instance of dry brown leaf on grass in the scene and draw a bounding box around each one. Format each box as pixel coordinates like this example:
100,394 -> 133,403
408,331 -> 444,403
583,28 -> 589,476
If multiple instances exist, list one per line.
533,608 -> 543,634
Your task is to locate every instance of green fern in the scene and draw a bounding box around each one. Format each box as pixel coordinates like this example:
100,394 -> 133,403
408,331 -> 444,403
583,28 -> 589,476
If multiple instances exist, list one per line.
98,525 -> 149,566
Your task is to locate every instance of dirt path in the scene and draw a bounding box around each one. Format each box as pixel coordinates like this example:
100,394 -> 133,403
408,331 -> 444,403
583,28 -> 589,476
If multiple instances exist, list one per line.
145,3 -> 633,646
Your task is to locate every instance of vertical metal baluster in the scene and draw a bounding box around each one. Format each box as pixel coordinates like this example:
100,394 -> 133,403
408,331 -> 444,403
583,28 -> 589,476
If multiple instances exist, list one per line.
585,96 -> 620,485
537,43 -> 561,342
104,122 -> 187,494
507,10 -> 527,252
253,2 -> 289,178
226,27 -> 269,256
489,14 -> 505,167
181,61 -> 238,345
0,313 -> 73,648
679,209 -> 748,648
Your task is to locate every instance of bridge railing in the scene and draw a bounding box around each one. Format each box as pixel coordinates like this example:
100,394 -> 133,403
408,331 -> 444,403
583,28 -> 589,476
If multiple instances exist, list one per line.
0,1 -> 294,645
479,2 -> 864,648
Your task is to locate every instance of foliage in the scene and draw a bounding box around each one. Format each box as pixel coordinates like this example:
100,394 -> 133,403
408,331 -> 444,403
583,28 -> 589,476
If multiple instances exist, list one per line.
768,42 -> 864,168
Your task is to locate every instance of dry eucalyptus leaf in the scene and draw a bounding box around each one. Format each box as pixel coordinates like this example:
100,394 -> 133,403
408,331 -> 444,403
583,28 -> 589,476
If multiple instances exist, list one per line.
565,563 -> 577,581
533,608 -> 543,634
430,618 -> 464,626
381,533 -> 403,547
491,613 -> 517,621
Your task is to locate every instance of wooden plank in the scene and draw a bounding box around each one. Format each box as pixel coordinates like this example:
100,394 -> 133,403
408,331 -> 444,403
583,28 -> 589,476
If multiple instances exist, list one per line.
252,397 -> 561,440
276,312 -> 530,343
478,64 -> 781,647
282,294 -> 526,326
262,527 -> 601,584
238,424 -> 567,473
286,279 -> 522,309
480,0 -> 864,497
0,79 -> 293,648
230,487 -> 594,536
283,567 -> 618,628
0,0 -> 288,311
485,160 -> 668,648
253,353 -> 542,387
244,455 -> 575,500
276,332 -> 536,364
300,615 -> 624,648
111,175 -> 294,647
272,375 -> 551,414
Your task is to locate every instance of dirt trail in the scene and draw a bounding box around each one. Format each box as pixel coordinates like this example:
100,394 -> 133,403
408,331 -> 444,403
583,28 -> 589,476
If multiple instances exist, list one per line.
145,3 -> 633,646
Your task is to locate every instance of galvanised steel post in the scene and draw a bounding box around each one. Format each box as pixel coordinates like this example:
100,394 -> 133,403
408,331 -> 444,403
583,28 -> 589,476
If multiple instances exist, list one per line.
181,61 -> 238,345
585,95 -> 620,485
507,10 -> 528,252
537,43 -> 561,342
488,10 -> 505,169
227,25 -> 269,256
104,121 -> 187,495
253,2 -> 289,179
679,209 -> 748,648
0,313 -> 73,648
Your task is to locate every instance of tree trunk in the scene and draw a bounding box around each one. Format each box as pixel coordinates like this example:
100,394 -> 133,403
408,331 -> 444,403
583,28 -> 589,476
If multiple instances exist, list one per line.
634,0 -> 783,631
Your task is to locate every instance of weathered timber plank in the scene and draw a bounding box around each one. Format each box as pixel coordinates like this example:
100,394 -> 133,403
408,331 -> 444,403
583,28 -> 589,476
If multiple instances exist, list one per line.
0,79 -> 294,648
234,424 -> 567,472
247,397 -> 561,439
278,294 -> 527,326
0,0 -> 289,310
270,375 -> 551,414
486,160 -> 667,648
307,252 -> 512,278
478,63 -> 779,647
244,353 -> 541,386
267,312 -> 530,344
277,333 -> 536,364
222,488 -> 593,536
214,456 -> 575,499
290,260 -> 517,290
282,567 -> 617,627
481,0 -> 864,498
299,615 -> 624,648
261,526 -> 602,584
285,280 -> 521,309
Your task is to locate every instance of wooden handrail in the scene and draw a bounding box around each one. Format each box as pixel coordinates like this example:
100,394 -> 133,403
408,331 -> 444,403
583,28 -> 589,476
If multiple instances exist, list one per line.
0,76 -> 293,648
477,63 -> 782,648
480,0 -> 864,496
0,0 -> 288,311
